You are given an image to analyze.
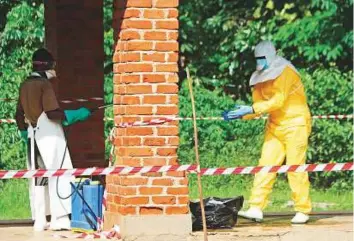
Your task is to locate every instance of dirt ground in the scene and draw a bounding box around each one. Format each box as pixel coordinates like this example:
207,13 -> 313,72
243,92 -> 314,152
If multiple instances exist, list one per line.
0,214 -> 352,241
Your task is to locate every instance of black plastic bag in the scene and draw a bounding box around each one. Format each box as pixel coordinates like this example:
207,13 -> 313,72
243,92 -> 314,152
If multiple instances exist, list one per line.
190,196 -> 244,231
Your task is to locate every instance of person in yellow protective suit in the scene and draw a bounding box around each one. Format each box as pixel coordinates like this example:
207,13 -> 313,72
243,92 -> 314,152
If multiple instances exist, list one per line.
223,40 -> 312,224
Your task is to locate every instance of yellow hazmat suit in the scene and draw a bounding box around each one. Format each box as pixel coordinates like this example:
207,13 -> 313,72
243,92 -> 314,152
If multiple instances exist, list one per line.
244,66 -> 312,214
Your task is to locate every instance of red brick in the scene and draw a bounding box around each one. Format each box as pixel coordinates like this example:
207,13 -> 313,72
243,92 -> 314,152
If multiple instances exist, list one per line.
165,206 -> 189,215
127,41 -> 153,51
152,178 -> 174,186
121,197 -> 149,205
155,20 -> 179,29
114,74 -> 140,84
153,196 -> 176,205
126,106 -> 153,115
113,106 -> 125,115
143,95 -> 167,104
156,105 -> 178,115
114,95 -> 140,105
114,137 -> 123,146
122,20 -> 153,29
140,207 -> 163,215
168,9 -> 179,18
113,176 -> 122,185
126,127 -> 153,136
157,147 -> 177,156
120,177 -> 148,186
166,171 -> 186,177
117,187 -> 137,195
167,157 -> 179,165
118,147 -> 153,157
124,9 -> 141,18
167,74 -> 179,83
178,196 -> 190,205
144,31 -> 167,40
106,176 -> 114,184
155,63 -> 178,72
113,52 -> 141,62
157,127 -> 178,136
126,85 -> 152,94
157,84 -> 178,93
118,206 -> 137,215
120,30 -> 141,40
142,74 -> 166,83
122,137 -> 142,146
114,195 -> 122,204
179,178 -> 189,185
126,0 -> 152,8
167,136 -> 179,146
155,42 -> 178,51
142,52 -> 165,62
108,203 -> 118,213
142,172 -> 163,177
121,116 -> 141,123
167,187 -> 189,195
115,63 -> 153,73
107,194 -> 114,203
114,84 -> 126,94
143,9 -> 165,19
116,128 -> 127,136
169,95 -> 179,104
106,184 -> 115,193
139,187 -> 163,195
143,137 -> 166,146
167,52 -> 179,62
142,157 -> 167,166
155,0 -> 179,8
116,157 -> 141,166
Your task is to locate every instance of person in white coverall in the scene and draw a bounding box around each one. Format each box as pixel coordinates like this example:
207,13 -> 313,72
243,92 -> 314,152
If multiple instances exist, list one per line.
15,48 -> 92,231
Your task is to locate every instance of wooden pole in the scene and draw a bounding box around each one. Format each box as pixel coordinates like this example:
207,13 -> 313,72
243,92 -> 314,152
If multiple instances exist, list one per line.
186,68 -> 208,241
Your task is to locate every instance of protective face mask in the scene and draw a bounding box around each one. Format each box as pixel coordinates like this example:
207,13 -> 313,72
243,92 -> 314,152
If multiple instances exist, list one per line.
45,69 -> 56,79
256,58 -> 269,71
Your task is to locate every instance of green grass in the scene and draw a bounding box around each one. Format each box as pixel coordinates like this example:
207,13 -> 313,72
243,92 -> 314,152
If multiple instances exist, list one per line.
0,179 -> 31,219
0,175 -> 352,220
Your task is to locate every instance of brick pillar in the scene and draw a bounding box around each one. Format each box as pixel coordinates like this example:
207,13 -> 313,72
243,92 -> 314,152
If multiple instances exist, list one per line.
44,0 -> 105,168
106,0 -> 192,240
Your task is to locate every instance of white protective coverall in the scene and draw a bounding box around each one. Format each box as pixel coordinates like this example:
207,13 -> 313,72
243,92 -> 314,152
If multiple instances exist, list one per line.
16,72 -> 73,231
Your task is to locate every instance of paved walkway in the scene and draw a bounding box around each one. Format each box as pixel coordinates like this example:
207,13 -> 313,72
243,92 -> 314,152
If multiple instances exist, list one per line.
190,215 -> 353,241
0,215 -> 352,241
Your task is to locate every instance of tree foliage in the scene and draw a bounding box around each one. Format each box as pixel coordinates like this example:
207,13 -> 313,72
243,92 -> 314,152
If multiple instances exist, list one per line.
0,2 -> 44,170
179,0 -> 353,97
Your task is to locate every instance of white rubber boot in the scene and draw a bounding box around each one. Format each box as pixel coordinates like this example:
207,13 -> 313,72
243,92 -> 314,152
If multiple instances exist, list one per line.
33,186 -> 48,231
50,214 -> 71,231
238,207 -> 263,222
291,212 -> 309,224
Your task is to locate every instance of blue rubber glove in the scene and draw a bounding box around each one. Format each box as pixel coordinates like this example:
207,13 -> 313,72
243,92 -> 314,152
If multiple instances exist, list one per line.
62,107 -> 92,126
20,130 -> 28,141
222,105 -> 254,121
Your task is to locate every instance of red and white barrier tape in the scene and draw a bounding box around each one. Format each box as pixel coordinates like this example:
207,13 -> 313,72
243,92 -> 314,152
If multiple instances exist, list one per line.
0,119 -> 16,124
197,162 -> 353,175
177,115 -> 354,121
60,97 -> 104,104
53,225 -> 121,240
1,114 -> 352,125
0,162 -> 352,179
0,97 -> 104,104
112,114 -> 354,127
